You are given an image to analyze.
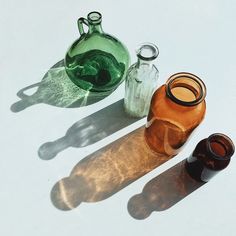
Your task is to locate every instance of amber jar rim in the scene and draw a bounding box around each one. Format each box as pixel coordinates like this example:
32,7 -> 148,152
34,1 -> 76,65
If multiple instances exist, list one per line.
87,11 -> 102,25
165,72 -> 206,106
206,133 -> 235,161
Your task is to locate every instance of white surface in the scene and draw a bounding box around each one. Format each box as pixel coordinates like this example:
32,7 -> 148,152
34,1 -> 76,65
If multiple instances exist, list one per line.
1,0 -> 236,235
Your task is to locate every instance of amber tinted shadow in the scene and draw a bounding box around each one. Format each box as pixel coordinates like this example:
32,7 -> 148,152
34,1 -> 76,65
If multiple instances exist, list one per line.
50,127 -> 175,211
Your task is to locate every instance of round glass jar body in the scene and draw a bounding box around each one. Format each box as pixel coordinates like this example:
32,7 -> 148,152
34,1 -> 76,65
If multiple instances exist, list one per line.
65,12 -> 130,92
145,72 -> 207,157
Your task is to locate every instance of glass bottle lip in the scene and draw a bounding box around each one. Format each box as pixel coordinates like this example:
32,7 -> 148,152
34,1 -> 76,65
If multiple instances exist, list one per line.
87,11 -> 102,25
165,72 -> 207,106
136,43 -> 159,61
206,133 -> 235,161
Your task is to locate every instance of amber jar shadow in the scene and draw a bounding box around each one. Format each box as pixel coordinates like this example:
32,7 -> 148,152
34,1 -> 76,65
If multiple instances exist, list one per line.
50,126 -> 174,211
127,159 -> 205,220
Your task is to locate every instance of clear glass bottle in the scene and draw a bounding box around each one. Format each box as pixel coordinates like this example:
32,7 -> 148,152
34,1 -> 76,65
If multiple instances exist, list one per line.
124,43 -> 159,117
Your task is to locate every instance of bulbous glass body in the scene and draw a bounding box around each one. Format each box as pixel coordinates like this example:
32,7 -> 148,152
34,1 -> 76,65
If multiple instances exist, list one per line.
145,72 -> 207,157
65,12 -> 130,92
124,43 -> 159,117
185,133 -> 234,182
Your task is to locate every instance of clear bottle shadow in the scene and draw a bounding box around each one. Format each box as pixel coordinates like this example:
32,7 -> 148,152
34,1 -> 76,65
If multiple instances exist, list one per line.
50,127 -> 176,211
38,99 -> 141,160
127,159 -> 205,220
10,60 -> 113,112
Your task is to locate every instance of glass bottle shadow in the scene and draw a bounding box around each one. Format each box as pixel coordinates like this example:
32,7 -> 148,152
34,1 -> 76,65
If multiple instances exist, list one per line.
38,99 -> 141,160
10,60 -> 113,112
50,127 -> 176,211
127,159 -> 205,220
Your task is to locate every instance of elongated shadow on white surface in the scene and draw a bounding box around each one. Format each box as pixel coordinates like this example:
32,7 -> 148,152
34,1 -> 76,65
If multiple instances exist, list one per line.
38,99 -> 141,160
10,60 -> 113,112
50,127 -> 175,211
127,159 -> 205,220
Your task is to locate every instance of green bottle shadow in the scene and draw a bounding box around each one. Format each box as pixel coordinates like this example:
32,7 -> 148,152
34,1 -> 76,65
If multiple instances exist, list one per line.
10,60 -> 113,112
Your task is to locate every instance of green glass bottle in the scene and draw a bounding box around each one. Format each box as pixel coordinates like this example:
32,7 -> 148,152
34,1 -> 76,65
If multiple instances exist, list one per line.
65,11 -> 130,92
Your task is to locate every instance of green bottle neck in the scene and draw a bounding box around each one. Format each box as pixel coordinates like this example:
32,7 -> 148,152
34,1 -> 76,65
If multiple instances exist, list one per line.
88,23 -> 103,34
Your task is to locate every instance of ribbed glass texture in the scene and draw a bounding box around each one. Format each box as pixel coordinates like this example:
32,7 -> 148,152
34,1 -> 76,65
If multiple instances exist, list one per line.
124,43 -> 159,117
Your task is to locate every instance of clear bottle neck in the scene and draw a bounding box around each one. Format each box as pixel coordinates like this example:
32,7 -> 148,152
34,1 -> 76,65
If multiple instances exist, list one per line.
136,58 -> 154,68
135,43 -> 159,68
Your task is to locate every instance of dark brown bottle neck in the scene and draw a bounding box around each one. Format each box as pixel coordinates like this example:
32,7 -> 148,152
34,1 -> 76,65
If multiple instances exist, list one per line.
206,134 -> 234,161
193,134 -> 234,170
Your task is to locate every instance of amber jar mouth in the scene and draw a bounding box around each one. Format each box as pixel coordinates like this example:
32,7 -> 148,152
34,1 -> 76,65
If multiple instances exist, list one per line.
206,133 -> 235,160
165,72 -> 206,106
136,43 -> 159,61
88,11 -> 102,25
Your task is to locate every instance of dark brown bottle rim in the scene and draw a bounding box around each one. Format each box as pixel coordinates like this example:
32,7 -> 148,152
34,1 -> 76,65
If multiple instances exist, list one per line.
165,72 -> 207,106
206,133 -> 235,160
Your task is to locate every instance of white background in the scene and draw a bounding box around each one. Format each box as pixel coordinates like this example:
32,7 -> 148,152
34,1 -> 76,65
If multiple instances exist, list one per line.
1,0 -> 236,235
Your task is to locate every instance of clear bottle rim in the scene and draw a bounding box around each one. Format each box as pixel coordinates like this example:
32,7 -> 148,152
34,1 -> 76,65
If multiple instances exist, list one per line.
165,72 -> 207,106
136,43 -> 159,61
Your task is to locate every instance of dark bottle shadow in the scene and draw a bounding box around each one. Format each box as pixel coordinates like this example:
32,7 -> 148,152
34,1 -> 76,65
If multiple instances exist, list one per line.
10,60 -> 113,112
127,159 -> 205,220
50,127 -> 175,211
38,99 -> 141,160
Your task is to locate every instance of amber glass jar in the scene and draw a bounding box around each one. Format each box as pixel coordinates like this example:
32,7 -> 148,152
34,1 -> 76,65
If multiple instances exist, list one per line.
185,133 -> 235,182
145,72 -> 207,157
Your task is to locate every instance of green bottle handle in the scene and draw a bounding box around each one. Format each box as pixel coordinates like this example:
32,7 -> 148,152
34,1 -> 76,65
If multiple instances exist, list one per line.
77,17 -> 89,35
16,82 -> 41,99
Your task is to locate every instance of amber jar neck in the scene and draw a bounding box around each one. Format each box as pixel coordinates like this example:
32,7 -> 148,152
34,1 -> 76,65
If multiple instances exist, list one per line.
206,133 -> 235,161
165,72 -> 206,106
87,11 -> 103,34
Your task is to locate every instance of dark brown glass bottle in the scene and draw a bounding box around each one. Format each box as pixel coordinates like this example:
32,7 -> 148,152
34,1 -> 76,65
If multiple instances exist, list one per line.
185,133 -> 235,182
